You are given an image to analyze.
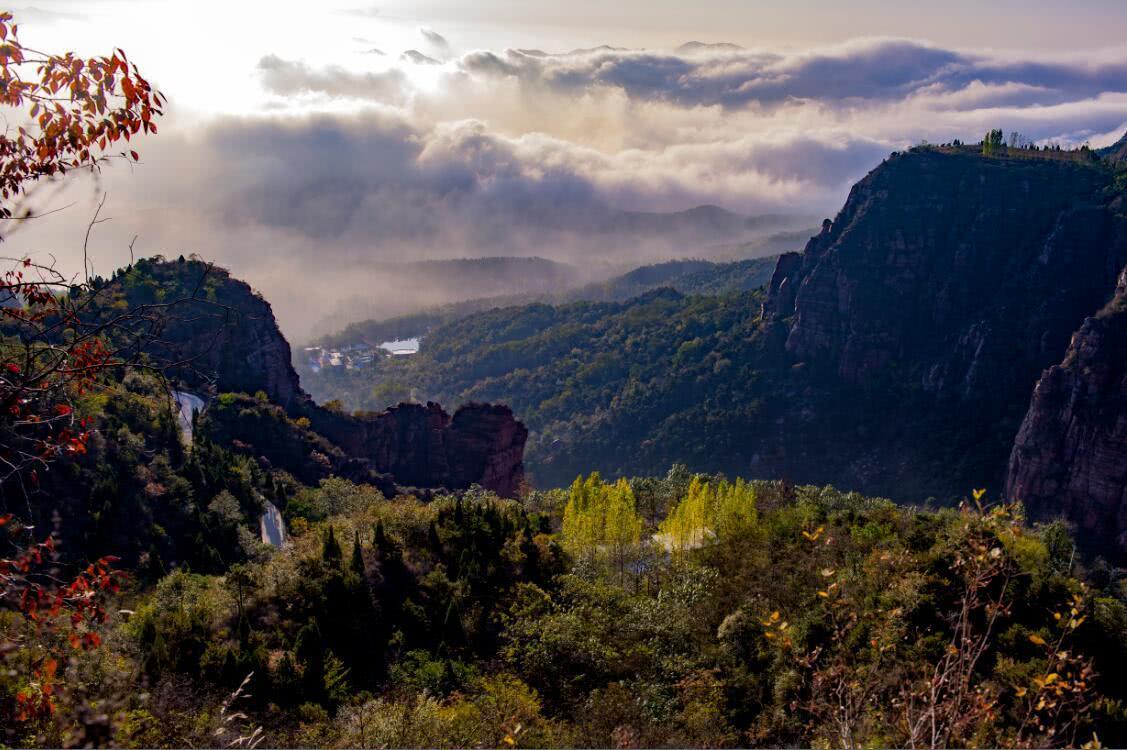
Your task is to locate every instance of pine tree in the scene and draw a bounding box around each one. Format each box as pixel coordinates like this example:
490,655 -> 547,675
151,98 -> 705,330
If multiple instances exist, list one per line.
295,620 -> 325,702
323,526 -> 342,566
428,519 -> 443,555
350,531 -> 365,576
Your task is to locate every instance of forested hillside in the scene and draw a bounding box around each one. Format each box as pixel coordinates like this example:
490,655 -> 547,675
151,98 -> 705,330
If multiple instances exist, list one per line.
310,256 -> 782,351
8,6 -> 1127,749
306,146 -> 1127,523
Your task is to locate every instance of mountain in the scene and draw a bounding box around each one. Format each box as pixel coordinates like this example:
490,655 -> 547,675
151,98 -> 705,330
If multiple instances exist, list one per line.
96,257 -> 528,497
602,205 -> 805,241
309,256 -> 783,351
306,210 -> 815,337
759,146 -> 1127,533
764,146 -> 1122,407
676,41 -> 745,53
310,257 -> 583,338
1097,129 -> 1127,161
308,145 -> 1127,556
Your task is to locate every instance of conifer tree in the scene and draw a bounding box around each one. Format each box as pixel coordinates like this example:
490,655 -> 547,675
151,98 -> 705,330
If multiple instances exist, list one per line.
350,531 -> 365,576
323,526 -> 342,566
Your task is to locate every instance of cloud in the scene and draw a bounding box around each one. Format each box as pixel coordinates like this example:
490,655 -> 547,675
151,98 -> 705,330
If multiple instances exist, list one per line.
401,50 -> 440,66
11,36 -> 1127,341
446,38 -> 1127,111
341,5 -> 380,18
257,54 -> 407,103
419,27 -> 451,58
9,5 -> 84,23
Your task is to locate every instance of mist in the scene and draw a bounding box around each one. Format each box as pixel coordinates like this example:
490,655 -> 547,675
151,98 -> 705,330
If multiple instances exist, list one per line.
5,35 -> 1127,342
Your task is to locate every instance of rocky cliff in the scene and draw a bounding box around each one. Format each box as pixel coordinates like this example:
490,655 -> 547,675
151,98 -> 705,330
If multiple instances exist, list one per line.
756,148 -> 1127,503
1007,266 -> 1127,555
765,149 -> 1122,398
106,258 -> 527,496
310,401 -> 527,498
1099,130 -> 1127,163
101,257 -> 306,409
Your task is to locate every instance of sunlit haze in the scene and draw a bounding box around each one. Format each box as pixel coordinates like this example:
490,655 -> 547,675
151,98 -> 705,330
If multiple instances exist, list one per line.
11,0 -> 1127,339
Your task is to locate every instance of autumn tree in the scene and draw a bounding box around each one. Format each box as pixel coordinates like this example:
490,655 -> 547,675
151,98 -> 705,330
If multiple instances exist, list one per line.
561,472 -> 643,581
0,9 -> 167,734
659,476 -> 757,555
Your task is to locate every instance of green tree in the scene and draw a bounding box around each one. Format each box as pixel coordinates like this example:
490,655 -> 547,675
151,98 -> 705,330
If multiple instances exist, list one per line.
323,526 -> 343,567
350,532 -> 365,576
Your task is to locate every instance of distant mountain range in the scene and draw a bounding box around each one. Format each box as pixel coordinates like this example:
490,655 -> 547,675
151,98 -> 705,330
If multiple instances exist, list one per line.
308,207 -> 815,338
308,255 -> 782,350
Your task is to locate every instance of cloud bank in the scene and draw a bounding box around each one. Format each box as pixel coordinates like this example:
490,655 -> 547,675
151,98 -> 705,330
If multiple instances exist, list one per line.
11,36 -> 1127,340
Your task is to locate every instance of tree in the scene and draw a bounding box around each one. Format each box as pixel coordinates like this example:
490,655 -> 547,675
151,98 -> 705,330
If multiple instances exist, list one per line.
0,11 -> 162,224
350,531 -> 364,576
0,9 -> 166,729
322,526 -> 342,567
659,477 -> 757,555
603,478 -> 642,581
983,128 -> 1005,156
561,472 -> 644,580
226,563 -> 256,624
295,620 -> 326,703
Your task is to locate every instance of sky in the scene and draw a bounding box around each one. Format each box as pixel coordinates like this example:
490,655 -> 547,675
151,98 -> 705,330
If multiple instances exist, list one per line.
8,0 -> 1127,339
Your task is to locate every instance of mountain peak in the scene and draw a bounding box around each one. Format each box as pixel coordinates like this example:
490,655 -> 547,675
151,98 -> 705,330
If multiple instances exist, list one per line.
676,41 -> 744,53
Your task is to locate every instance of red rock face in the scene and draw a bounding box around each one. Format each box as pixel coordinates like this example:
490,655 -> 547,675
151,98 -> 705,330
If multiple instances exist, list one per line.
310,401 -> 528,497
447,403 -> 529,498
1006,268 -> 1127,555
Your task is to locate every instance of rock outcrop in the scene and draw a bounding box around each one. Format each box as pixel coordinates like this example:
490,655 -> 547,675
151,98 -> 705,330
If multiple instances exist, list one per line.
1006,268 -> 1127,555
1099,130 -> 1127,163
764,149 -> 1122,399
112,257 -> 306,410
310,402 -> 527,498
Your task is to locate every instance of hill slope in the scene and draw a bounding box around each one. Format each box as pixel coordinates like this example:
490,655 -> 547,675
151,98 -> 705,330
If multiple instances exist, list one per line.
308,256 -> 781,352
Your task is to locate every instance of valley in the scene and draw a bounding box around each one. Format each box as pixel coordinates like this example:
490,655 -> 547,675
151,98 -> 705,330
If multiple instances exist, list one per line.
6,7 -> 1127,746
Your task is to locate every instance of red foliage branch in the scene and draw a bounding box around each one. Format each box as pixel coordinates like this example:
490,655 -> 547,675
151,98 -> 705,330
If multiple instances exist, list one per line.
0,10 -> 164,221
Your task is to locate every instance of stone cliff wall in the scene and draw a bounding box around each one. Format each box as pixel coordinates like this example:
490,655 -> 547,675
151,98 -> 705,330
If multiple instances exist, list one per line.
754,149 -> 1127,512
309,401 -> 528,498
764,150 -> 1123,402
1007,267 -> 1127,554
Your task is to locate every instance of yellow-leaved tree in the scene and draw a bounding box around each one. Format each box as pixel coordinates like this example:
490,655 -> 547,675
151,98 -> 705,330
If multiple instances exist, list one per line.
561,472 -> 643,581
659,477 -> 757,555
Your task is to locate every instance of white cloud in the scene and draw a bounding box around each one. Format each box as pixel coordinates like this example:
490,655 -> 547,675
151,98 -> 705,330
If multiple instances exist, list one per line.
8,36 -> 1127,340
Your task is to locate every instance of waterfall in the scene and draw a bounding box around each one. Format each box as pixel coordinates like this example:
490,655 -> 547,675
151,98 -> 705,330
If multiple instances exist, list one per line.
260,500 -> 287,547
171,390 -> 205,445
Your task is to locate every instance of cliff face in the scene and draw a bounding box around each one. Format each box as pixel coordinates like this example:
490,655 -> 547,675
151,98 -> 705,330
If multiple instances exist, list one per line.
754,149 -> 1127,504
107,258 -> 306,409
1007,267 -> 1127,554
310,402 -> 528,498
113,259 -> 527,497
765,150 -> 1122,400
1100,130 -> 1127,163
